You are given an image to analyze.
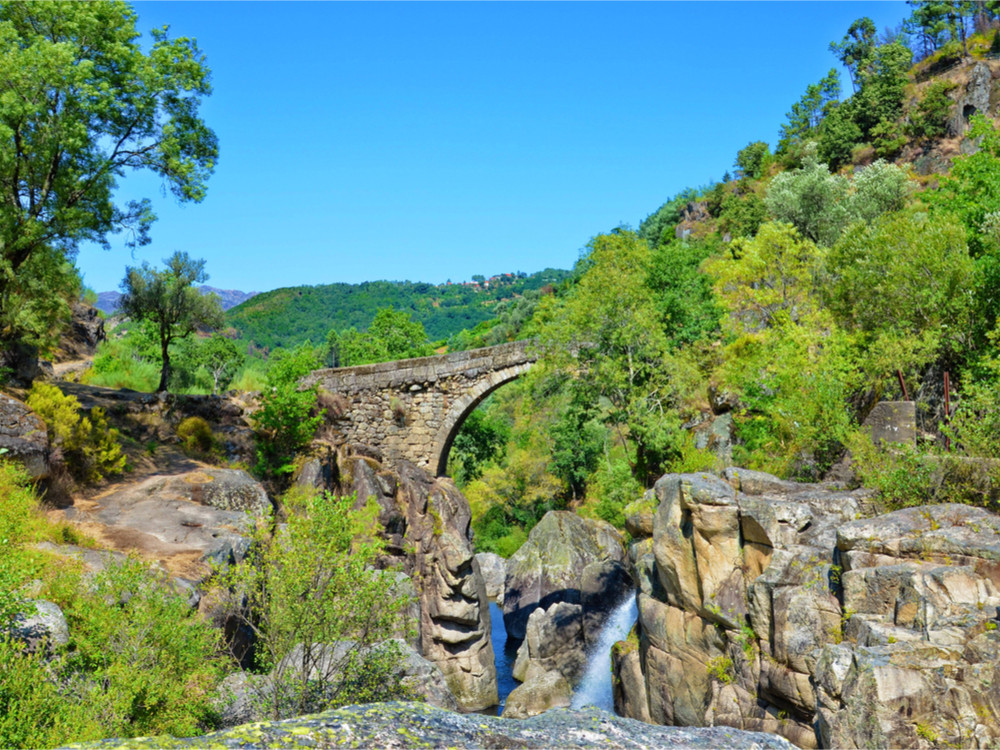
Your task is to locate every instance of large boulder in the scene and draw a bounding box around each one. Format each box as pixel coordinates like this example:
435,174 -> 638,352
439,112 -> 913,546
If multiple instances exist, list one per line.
54,468 -> 269,582
503,511 -> 631,643
0,392 -> 49,480
475,552 -> 506,604
614,468 -> 1000,749
8,600 -> 69,655
502,666 -> 572,719
80,701 -> 798,749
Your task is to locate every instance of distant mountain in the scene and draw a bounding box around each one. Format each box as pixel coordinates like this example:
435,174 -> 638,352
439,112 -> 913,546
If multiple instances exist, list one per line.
226,269 -> 571,351
95,286 -> 259,314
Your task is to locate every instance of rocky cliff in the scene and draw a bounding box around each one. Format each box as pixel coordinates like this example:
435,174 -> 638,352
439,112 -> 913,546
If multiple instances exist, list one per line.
614,468 -> 1000,749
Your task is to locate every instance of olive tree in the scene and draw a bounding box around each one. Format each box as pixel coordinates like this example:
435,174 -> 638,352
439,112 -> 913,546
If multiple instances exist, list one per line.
119,252 -> 223,392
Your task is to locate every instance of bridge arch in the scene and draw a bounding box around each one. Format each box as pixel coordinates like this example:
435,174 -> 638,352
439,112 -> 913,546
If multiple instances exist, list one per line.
431,361 -> 532,476
304,341 -> 537,474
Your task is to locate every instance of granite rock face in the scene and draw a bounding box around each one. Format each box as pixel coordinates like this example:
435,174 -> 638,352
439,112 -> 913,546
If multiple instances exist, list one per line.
71,701 -> 797,749
0,392 -> 49,479
316,446 -> 498,712
56,468 -> 267,582
613,468 -> 1000,749
503,511 -> 632,689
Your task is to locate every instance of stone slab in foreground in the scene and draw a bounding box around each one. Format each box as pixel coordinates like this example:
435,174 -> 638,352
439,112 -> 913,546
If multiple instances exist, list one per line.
67,701 -> 795,749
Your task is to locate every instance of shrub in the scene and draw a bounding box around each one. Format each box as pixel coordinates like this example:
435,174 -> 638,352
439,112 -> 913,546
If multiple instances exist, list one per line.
60,557 -> 225,738
909,80 -> 957,140
0,460 -> 40,621
586,458 -> 643,529
252,344 -> 324,478
212,491 -> 413,719
847,431 -> 936,509
177,416 -> 214,455
26,382 -> 126,483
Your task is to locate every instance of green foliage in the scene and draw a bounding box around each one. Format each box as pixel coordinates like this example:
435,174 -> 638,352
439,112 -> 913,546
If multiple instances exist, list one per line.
817,101 -> 863,171
851,160 -> 914,221
778,68 -> 841,154
932,114 -> 1000,258
824,211 -> 973,376
734,141 -> 771,180
226,270 -> 569,352
0,1 -> 216,354
851,42 -> 912,138
718,191 -> 768,240
119,252 -> 225,392
765,147 -> 852,246
214,491 -> 412,719
83,320 -> 165,392
637,188 -> 699,248
548,381 -> 606,499
177,416 -> 215,455
59,558 -> 225,739
871,119 -> 908,159
587,458 -> 642,529
27,382 -> 126,483
448,407 -> 511,486
252,343 -> 324,478
847,432 -> 936,509
0,460 -> 39,622
909,79 -> 957,139
332,307 -> 431,367
830,17 -> 877,92
0,636 -> 94,749
646,238 -> 722,349
706,655 -> 735,684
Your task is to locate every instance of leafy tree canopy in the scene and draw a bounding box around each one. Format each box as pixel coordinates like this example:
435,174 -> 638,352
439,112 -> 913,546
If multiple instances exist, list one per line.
119,252 -> 224,392
0,1 -> 216,348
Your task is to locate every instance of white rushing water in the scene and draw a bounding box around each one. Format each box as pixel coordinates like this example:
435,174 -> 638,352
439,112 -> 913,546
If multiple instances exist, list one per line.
570,591 -> 638,712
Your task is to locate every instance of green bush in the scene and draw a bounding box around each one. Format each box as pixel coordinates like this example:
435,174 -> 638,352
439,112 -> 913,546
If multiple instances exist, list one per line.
213,491 -> 412,719
0,460 -> 41,622
909,80 -> 957,140
587,459 -> 642,529
177,416 -> 215,455
252,344 -> 324,478
56,557 -> 225,739
847,432 -> 936,509
26,382 -> 126,483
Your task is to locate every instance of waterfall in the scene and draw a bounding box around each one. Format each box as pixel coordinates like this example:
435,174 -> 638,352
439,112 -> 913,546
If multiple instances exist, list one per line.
570,591 -> 638,712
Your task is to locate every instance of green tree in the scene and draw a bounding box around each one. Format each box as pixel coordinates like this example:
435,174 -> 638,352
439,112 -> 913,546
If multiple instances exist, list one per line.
830,17 -> 878,92
448,407 -> 511,485
777,69 -> 841,154
851,159 -> 914,221
200,334 -> 244,394
824,211 -> 974,375
540,229 -> 682,482
646,237 -> 722,348
333,307 -> 431,367
0,2 -> 216,350
252,343 -> 323,478
119,252 -> 224,392
765,146 -> 852,246
734,141 -> 771,180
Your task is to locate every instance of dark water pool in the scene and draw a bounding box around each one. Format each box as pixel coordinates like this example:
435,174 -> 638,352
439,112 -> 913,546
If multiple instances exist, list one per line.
489,601 -> 520,715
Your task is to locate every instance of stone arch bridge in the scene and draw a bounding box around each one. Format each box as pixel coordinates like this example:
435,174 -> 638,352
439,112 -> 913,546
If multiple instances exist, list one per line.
303,341 -> 536,475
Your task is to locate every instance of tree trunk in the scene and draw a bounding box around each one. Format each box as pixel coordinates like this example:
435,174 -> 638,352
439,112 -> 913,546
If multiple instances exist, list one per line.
159,340 -> 170,392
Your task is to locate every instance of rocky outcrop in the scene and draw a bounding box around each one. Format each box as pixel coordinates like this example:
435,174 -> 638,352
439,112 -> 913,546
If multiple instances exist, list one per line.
950,62 -> 995,137
0,392 -> 49,479
74,701 -> 797,749
56,468 -> 268,582
614,468 -> 1000,749
313,447 -> 498,712
9,600 -> 69,655
502,664 -> 572,719
52,303 -> 105,363
503,511 -> 631,686
475,551 -> 506,603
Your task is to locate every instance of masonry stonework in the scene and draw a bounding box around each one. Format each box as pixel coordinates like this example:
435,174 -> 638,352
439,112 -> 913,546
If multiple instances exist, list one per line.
303,341 -> 535,475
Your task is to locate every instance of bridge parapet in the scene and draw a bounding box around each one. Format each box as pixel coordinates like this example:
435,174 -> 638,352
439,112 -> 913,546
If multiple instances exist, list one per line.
304,340 -> 536,474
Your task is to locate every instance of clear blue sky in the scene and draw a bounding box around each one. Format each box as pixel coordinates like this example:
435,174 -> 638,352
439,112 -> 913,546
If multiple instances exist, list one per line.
76,1 -> 910,294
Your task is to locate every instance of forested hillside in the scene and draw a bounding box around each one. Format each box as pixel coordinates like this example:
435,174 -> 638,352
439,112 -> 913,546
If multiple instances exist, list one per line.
450,7 -> 1000,555
225,270 -> 569,351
